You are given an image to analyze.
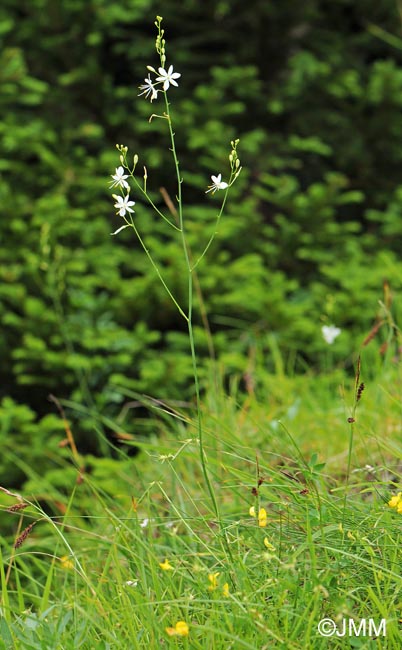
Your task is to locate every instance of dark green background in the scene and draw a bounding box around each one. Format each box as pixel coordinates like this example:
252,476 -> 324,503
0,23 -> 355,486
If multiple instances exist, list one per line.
1,0 -> 402,482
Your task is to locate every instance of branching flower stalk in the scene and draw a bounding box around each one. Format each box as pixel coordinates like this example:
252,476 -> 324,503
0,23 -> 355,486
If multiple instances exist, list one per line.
109,16 -> 241,524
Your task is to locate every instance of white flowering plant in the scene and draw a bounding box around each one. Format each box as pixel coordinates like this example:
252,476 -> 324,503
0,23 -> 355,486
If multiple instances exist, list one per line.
108,16 -> 242,523
322,324 -> 341,345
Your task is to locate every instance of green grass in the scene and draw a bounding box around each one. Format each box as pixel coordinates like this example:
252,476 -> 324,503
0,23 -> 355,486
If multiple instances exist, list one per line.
0,361 -> 401,649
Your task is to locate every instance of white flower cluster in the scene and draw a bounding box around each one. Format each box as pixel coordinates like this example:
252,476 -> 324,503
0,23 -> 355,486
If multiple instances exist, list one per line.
138,64 -> 181,103
109,148 -> 136,234
109,49 -> 239,235
110,166 -> 135,216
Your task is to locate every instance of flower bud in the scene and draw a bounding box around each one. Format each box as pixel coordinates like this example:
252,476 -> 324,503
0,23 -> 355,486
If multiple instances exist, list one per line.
133,154 -> 139,166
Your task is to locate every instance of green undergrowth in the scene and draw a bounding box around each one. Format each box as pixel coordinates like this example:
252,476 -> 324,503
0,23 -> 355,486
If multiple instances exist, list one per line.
0,362 -> 401,649
3,0 -> 402,464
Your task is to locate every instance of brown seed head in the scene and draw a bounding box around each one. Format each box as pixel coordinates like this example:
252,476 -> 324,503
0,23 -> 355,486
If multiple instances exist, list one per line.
14,521 -> 38,549
7,503 -> 28,513
356,382 -> 365,402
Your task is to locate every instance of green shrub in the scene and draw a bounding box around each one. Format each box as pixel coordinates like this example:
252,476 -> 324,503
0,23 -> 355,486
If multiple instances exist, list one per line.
1,0 -> 402,480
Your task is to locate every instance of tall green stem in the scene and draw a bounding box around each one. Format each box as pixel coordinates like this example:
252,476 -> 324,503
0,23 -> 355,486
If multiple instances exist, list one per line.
163,92 -> 219,519
342,356 -> 361,526
129,216 -> 188,321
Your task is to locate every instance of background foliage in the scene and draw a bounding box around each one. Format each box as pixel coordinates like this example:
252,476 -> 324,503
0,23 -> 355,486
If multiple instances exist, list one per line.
1,0 -> 402,479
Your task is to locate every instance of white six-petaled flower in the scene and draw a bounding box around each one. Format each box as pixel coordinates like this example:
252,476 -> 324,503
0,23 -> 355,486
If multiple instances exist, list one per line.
110,166 -> 130,190
113,194 -> 136,217
155,65 -> 181,91
205,174 -> 229,194
322,324 -> 341,345
138,74 -> 159,102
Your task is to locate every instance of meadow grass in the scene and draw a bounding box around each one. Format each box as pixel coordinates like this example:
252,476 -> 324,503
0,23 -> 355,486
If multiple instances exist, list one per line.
0,359 -> 401,649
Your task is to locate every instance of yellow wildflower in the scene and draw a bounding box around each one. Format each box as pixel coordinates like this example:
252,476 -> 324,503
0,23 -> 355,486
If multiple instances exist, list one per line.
165,621 -> 189,637
258,507 -> 267,527
59,555 -> 74,570
388,492 -> 402,509
208,572 -> 220,591
250,505 -> 267,527
263,538 -> 275,551
222,582 -> 230,597
159,558 -> 173,571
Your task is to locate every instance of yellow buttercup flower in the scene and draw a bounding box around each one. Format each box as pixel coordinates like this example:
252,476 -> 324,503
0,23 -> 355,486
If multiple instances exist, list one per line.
208,572 -> 220,591
159,558 -> 173,571
59,555 -> 74,570
222,582 -> 230,597
388,492 -> 402,509
165,621 -> 189,637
